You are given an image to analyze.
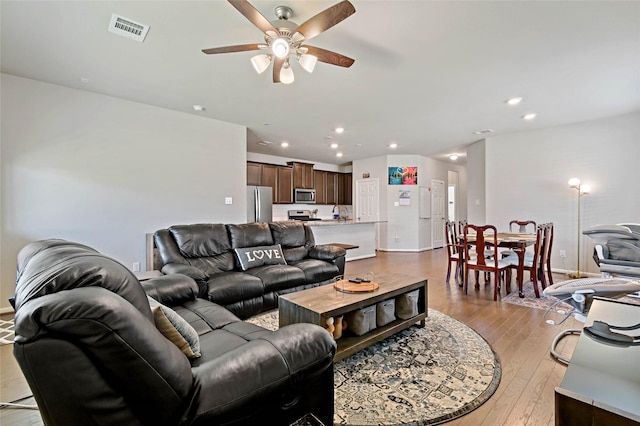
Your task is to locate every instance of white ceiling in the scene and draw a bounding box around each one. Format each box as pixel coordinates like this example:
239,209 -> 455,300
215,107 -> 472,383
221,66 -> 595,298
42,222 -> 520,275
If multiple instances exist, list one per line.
2,1 -> 639,166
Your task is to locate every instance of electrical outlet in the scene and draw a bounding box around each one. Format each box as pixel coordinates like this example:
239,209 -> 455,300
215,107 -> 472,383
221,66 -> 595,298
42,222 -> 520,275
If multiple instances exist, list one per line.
559,250 -> 566,258
225,197 -> 233,205
132,262 -> 141,272
394,236 -> 399,242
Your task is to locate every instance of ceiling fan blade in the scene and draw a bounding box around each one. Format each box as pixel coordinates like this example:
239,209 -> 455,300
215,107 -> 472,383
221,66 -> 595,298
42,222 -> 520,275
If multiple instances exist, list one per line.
273,57 -> 284,83
304,45 -> 355,68
202,43 -> 263,54
293,0 -> 356,42
228,0 -> 277,34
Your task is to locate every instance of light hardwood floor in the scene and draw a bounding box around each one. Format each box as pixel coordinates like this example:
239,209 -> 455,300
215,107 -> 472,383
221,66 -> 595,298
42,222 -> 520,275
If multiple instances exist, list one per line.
0,248 -> 581,425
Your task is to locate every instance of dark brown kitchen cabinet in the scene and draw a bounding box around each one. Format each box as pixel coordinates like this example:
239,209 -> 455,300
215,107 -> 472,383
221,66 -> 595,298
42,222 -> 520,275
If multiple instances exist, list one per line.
247,162 -> 262,186
247,162 -> 292,204
339,173 -> 352,205
276,166 -> 293,204
326,172 -> 338,205
289,162 -> 314,189
314,170 -> 327,204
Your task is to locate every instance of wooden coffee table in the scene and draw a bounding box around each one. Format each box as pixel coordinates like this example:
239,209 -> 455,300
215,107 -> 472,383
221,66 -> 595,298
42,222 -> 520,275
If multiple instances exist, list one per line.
279,272 -> 428,361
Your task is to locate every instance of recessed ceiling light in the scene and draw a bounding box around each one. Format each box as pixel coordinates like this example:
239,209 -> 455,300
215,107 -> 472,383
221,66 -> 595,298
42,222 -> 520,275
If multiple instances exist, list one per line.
449,154 -> 458,161
80,77 -> 89,84
324,135 -> 333,140
330,143 -> 338,149
335,127 -> 345,134
473,129 -> 494,135
389,143 -> 398,149
336,152 -> 343,157
281,141 -> 289,147
523,113 -> 537,120
507,97 -> 523,105
193,105 -> 205,112
355,143 -> 362,147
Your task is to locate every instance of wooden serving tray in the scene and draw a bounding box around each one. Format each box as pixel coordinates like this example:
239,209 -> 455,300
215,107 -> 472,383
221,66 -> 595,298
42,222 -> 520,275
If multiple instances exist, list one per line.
333,280 -> 380,293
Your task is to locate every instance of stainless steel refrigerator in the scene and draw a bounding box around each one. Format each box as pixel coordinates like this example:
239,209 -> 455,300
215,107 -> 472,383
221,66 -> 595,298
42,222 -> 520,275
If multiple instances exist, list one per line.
247,186 -> 273,222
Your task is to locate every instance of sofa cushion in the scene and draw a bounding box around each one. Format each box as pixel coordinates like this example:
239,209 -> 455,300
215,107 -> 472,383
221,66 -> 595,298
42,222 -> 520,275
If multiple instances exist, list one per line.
290,259 -> 340,283
169,224 -> 231,258
205,272 -> 264,305
148,297 -> 201,359
245,265 -> 307,292
234,244 -> 286,271
227,223 -> 274,249
269,221 -> 308,247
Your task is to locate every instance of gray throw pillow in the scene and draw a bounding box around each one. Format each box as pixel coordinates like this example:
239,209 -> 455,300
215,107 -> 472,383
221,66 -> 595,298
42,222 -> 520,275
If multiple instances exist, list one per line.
234,244 -> 287,271
147,296 -> 201,358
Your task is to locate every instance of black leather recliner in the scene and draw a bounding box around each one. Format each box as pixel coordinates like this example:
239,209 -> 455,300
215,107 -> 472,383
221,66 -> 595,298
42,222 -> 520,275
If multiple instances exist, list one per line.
12,239 -> 336,426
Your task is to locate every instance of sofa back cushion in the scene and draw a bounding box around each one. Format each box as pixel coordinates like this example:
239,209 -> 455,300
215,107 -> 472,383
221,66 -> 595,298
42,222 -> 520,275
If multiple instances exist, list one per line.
227,223 -> 274,248
269,221 -> 314,262
234,244 -> 287,271
166,224 -> 235,274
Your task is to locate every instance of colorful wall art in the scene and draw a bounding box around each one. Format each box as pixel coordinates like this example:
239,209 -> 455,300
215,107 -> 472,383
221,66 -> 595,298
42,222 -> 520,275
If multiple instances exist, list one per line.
388,166 -> 418,185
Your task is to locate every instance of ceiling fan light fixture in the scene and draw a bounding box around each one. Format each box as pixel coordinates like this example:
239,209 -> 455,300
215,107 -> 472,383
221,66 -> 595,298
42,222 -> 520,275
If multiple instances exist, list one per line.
280,63 -> 295,84
298,54 -> 317,73
271,38 -> 290,58
251,54 -> 271,74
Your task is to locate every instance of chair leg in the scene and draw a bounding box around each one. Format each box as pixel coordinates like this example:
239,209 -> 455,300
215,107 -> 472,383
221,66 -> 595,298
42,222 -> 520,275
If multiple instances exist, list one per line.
531,269 -> 540,298
494,272 -> 500,301
446,262 -> 452,283
546,260 -> 554,285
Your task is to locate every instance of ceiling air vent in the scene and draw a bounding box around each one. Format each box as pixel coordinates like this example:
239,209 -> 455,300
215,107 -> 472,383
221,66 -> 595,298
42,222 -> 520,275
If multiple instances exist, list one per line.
108,14 -> 149,42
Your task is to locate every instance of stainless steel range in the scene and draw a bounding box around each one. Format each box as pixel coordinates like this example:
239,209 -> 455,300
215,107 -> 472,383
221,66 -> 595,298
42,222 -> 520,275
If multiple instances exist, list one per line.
287,210 -> 322,221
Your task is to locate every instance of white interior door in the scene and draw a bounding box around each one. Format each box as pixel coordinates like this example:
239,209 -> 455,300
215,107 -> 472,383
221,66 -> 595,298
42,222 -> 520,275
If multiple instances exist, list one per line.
431,179 -> 445,248
356,178 -> 379,221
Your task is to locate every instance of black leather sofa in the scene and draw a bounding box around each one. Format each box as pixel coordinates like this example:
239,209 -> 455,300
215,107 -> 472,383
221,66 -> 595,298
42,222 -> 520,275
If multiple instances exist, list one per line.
154,221 -> 346,319
12,239 -> 336,426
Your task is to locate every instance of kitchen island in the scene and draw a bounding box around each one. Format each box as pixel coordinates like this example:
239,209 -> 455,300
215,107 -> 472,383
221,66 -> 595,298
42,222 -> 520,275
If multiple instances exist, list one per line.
307,219 -> 384,261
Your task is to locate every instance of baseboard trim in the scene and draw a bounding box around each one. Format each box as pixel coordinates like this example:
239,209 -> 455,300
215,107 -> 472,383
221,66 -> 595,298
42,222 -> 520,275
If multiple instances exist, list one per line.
0,306 -> 15,315
378,248 -> 430,253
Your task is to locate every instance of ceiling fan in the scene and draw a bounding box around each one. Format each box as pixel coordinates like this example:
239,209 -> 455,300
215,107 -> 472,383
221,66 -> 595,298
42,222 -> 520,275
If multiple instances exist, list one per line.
202,0 -> 356,84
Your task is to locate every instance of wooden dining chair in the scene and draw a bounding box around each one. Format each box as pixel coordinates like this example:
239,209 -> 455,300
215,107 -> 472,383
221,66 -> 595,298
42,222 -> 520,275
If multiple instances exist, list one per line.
463,224 -> 511,301
509,220 -> 537,233
540,222 -> 554,287
503,224 -> 545,298
502,220 -> 537,258
445,220 -> 463,285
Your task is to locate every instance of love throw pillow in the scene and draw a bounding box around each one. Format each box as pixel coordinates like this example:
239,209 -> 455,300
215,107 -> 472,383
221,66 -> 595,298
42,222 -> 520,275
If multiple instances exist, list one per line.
234,244 -> 287,271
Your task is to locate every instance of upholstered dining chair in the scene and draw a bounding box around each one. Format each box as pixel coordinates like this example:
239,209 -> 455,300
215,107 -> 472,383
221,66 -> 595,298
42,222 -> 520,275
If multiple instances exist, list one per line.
503,224 -> 545,298
463,224 -> 511,301
445,220 -> 463,285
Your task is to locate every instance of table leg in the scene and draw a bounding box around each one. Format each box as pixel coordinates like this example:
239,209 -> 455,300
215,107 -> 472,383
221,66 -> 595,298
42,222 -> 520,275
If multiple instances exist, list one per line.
516,247 -> 525,298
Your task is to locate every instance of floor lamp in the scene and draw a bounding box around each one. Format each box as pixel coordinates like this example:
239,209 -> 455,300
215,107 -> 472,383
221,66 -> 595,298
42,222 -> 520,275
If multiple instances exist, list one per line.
568,178 -> 591,278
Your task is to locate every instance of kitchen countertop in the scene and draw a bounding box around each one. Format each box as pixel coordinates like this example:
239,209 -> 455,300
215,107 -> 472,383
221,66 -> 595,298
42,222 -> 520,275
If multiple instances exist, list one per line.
305,219 -> 386,226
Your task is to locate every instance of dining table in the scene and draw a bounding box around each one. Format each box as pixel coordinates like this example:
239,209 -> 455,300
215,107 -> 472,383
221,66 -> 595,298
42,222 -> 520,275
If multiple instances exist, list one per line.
465,231 -> 537,298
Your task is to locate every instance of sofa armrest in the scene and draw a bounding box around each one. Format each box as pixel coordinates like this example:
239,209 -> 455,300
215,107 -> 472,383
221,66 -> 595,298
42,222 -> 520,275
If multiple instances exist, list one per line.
141,274 -> 199,307
190,323 -> 336,424
308,244 -> 347,262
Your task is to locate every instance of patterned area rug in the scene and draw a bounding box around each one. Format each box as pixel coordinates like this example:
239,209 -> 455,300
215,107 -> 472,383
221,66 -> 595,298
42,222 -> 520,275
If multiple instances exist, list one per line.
502,280 -> 640,313
0,318 -> 15,345
501,281 -> 573,312
247,309 -> 501,426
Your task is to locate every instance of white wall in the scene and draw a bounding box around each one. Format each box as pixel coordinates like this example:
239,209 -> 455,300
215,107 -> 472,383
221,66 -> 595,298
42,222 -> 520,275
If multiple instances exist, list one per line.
483,112 -> 640,275
466,139 -> 486,224
352,154 -> 468,252
1,74 -> 247,310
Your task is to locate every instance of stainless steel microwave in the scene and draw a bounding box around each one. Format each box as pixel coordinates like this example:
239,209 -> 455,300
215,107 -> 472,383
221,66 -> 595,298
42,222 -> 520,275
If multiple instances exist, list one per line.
293,188 -> 316,204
